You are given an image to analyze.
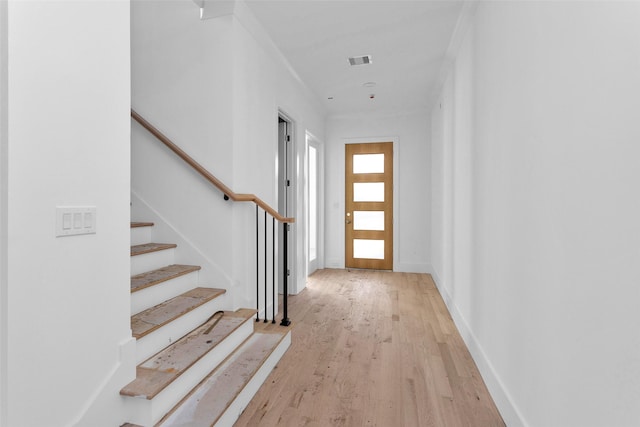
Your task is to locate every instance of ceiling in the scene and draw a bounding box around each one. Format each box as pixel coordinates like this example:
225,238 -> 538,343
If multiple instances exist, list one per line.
244,0 -> 465,117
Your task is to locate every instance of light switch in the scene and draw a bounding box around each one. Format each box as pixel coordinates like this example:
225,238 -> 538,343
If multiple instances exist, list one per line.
84,212 -> 93,229
73,213 -> 82,229
62,213 -> 72,230
56,206 -> 97,237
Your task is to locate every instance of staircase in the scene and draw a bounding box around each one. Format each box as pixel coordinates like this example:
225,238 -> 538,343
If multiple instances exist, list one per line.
122,222 -> 291,426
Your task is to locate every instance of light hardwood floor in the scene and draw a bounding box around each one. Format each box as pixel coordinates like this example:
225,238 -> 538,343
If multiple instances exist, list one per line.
235,269 -> 505,427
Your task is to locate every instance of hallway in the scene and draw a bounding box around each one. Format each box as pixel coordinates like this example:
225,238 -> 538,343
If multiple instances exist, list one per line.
235,269 -> 504,426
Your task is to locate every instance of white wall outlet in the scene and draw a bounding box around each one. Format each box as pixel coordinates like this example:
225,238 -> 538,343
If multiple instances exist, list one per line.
56,206 -> 96,237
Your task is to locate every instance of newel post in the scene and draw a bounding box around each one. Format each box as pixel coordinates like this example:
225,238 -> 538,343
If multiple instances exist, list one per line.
280,223 -> 291,326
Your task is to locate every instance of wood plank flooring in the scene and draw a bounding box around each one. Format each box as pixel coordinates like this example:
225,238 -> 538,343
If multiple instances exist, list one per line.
235,269 -> 505,427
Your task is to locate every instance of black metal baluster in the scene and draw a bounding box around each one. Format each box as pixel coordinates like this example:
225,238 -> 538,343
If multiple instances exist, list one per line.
264,211 -> 268,323
280,223 -> 291,326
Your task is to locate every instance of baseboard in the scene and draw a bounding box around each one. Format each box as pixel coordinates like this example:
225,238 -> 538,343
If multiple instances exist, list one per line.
325,259 -> 343,269
394,262 -> 432,274
430,274 -> 528,427
429,268 -> 442,287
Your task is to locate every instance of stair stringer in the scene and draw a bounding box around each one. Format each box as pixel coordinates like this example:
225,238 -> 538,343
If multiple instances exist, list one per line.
131,190 -> 236,304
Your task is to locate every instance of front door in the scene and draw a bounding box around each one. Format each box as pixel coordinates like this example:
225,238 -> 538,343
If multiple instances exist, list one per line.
345,142 -> 393,270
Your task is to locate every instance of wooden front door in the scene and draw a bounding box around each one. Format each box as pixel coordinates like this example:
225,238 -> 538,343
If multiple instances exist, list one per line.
345,142 -> 393,270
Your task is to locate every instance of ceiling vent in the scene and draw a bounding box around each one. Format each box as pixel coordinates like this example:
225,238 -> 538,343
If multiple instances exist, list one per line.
348,55 -> 372,66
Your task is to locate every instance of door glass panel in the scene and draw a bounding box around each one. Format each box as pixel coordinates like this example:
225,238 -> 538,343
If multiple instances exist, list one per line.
353,182 -> 384,202
353,211 -> 384,231
353,153 -> 384,174
353,239 -> 384,259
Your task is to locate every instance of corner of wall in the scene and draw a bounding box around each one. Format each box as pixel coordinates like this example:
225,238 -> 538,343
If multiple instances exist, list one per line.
232,0 -> 327,116
428,0 -> 479,112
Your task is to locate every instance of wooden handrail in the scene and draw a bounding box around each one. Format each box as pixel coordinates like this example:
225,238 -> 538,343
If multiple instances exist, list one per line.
131,109 -> 295,223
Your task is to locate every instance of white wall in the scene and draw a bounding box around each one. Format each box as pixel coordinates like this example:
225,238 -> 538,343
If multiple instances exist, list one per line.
231,2 -> 327,296
431,75 -> 455,293
131,0 -> 236,293
431,2 -> 640,426
5,1 -> 133,426
0,0 -> 8,424
131,0 -> 325,312
326,110 -> 431,272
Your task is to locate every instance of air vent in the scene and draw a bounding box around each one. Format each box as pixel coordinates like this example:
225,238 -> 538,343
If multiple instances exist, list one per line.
348,55 -> 372,66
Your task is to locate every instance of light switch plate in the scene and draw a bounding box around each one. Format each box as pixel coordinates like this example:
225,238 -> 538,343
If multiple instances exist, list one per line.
56,206 -> 96,237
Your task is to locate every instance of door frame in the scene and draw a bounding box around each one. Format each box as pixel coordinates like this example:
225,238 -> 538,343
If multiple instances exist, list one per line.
278,111 -> 296,295
343,137 -> 399,271
306,132 -> 324,276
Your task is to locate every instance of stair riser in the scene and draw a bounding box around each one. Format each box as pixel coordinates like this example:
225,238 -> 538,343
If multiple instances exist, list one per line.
131,249 -> 175,276
131,271 -> 199,315
124,320 -> 256,426
130,226 -> 152,246
214,332 -> 291,427
135,295 -> 227,364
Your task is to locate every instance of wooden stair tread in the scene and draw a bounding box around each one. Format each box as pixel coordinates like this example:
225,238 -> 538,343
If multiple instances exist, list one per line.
131,264 -> 201,293
131,287 -> 226,339
121,309 -> 256,399
131,243 -> 177,256
158,331 -> 287,427
130,222 -> 154,228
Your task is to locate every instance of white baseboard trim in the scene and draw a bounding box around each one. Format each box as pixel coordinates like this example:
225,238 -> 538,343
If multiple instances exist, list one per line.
430,274 -> 528,427
325,259 -> 343,269
429,268 -> 442,287
393,262 -> 432,273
